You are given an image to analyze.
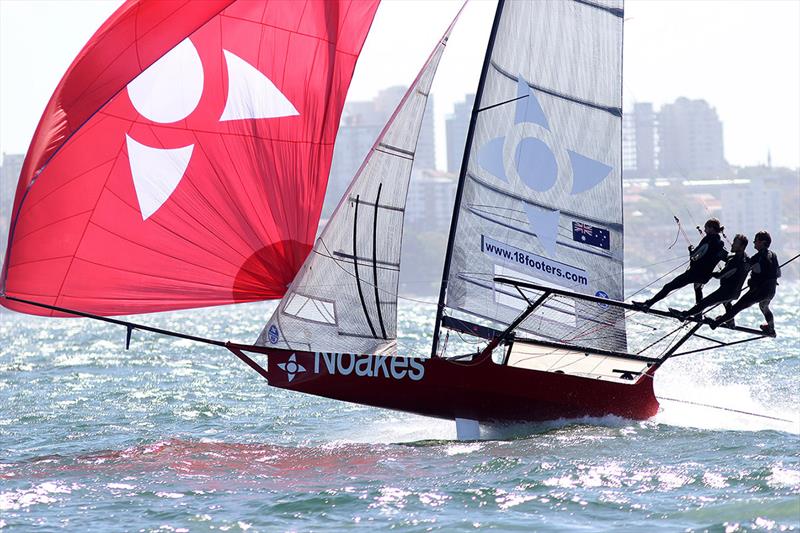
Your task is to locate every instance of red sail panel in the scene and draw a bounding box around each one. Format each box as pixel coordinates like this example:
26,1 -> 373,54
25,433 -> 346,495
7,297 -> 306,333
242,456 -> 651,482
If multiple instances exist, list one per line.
1,0 -> 380,316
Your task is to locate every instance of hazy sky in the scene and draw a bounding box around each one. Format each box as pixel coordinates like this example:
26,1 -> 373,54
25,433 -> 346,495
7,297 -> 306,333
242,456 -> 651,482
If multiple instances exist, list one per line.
1,0 -> 798,169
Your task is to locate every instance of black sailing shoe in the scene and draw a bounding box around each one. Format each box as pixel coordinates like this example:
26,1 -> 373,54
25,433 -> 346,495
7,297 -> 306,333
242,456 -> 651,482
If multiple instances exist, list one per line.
759,324 -> 776,337
668,308 -> 687,320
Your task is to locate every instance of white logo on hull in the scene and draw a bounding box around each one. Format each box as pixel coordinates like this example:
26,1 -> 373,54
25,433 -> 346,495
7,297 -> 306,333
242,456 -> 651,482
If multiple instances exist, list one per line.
311,353 -> 425,381
277,353 -> 305,382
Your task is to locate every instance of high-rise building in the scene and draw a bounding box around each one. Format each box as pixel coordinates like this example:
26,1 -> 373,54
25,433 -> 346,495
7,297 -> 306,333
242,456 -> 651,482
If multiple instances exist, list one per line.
658,97 -> 727,178
622,103 -> 657,179
633,103 -> 657,178
405,169 -> 457,232
1,153 -> 25,270
445,94 -> 475,174
325,87 -> 436,216
417,98 -> 436,172
326,113 -> 382,216
721,175 -> 782,246
622,111 -> 637,176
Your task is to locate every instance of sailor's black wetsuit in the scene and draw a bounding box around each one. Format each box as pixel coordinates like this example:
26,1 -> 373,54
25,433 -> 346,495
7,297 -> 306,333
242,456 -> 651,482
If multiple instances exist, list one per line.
683,251 -> 748,317
713,249 -> 780,327
646,233 -> 727,307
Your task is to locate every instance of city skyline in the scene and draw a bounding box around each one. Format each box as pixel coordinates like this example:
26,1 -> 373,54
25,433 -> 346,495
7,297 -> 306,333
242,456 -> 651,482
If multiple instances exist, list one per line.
0,0 -> 798,282
624,98 -> 729,179
1,0 -> 799,170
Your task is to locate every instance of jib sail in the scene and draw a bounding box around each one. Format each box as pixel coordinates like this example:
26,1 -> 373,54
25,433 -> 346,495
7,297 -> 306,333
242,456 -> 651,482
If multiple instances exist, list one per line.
258,7 -> 465,355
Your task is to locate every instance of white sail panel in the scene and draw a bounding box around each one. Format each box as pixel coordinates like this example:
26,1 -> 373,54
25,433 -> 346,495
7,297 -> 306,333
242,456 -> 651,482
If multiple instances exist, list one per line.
256,12 -> 461,354
439,0 -> 627,353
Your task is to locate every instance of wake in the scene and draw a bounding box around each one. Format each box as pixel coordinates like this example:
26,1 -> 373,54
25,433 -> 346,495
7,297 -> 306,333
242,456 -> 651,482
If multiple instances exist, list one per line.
653,370 -> 799,434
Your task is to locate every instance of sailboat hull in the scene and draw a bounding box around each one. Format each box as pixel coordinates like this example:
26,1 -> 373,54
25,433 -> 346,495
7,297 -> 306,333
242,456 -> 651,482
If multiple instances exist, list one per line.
262,349 -> 659,423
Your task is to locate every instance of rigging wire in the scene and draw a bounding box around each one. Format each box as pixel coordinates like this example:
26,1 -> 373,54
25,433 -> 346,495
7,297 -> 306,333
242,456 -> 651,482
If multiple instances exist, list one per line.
626,259 -> 689,300
780,252 -> 800,268
667,215 -> 690,250
680,199 -> 702,237
656,396 -> 794,424
636,320 -> 690,356
659,192 -> 695,249
696,195 -> 732,246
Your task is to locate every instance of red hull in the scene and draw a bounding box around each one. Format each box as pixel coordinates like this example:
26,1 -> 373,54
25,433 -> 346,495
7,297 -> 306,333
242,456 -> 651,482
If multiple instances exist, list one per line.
261,349 -> 660,423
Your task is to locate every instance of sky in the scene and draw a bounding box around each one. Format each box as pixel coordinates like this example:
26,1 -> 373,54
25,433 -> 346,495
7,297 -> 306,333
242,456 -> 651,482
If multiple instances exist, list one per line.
1,0 -> 798,169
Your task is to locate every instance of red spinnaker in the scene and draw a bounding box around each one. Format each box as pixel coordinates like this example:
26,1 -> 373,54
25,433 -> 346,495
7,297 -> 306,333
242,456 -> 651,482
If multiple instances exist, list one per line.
2,0 -> 380,316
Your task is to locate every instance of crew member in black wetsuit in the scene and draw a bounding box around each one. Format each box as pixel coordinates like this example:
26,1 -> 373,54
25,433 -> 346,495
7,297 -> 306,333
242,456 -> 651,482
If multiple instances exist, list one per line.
633,218 -> 728,310
710,230 -> 781,336
671,233 -> 749,323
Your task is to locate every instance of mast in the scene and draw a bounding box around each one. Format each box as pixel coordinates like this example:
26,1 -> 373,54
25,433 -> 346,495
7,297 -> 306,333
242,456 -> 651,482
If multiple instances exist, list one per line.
430,0 -> 506,358
619,0 -> 626,301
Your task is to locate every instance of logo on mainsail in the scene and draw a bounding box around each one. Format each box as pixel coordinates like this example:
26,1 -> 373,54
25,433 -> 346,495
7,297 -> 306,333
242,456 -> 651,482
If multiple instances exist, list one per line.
572,221 -> 611,250
595,290 -> 610,309
477,76 -> 614,257
268,325 -> 280,344
277,353 -> 306,382
125,38 -> 299,221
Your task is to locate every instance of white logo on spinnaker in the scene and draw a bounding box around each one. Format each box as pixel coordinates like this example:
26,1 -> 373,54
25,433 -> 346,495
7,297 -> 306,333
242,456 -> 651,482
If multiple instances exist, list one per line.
125,38 -> 299,220
219,49 -> 299,121
126,135 -> 193,221
277,353 -> 306,382
128,38 -> 204,124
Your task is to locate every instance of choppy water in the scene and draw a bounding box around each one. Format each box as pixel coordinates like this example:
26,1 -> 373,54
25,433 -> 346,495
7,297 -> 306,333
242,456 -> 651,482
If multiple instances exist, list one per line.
1,284 -> 798,531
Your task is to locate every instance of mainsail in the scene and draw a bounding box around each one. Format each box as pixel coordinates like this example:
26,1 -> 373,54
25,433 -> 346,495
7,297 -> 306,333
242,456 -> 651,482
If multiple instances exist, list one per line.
434,0 -> 627,354
1,0 -> 379,316
257,7 -> 465,355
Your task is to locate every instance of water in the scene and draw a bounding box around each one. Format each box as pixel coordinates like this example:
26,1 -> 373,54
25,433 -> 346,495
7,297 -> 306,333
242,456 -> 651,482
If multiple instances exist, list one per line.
1,285 -> 798,531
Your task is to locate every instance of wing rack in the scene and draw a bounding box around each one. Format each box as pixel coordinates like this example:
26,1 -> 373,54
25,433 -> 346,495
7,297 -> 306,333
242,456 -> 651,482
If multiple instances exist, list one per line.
441,277 -> 772,364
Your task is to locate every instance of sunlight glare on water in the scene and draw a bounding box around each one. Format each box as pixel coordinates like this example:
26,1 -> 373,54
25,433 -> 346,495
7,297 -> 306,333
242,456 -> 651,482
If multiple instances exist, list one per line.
0,283 -> 798,531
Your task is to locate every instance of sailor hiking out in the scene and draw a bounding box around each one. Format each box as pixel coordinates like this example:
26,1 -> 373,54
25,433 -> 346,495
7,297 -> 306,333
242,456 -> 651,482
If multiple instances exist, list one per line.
670,233 -> 749,324
634,218 -> 728,310
711,231 -> 781,336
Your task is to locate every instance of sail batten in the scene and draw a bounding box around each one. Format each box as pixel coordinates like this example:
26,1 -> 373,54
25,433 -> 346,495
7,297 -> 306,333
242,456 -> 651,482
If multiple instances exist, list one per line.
330,252 -> 401,270
490,62 -> 623,116
465,173 -> 624,231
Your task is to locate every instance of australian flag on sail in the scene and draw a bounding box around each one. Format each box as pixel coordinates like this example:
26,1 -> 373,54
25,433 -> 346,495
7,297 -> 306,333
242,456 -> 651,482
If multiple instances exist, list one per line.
572,221 -> 610,250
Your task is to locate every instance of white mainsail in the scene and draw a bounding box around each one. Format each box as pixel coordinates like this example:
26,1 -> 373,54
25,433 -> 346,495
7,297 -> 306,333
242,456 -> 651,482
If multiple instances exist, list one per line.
257,7 -> 464,355
434,0 -> 627,354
